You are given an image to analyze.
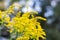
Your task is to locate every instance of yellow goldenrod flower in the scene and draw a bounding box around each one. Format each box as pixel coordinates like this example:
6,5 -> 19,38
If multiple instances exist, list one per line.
4,16 -> 10,22
0,11 -> 3,19
36,16 -> 46,21
0,5 -> 46,40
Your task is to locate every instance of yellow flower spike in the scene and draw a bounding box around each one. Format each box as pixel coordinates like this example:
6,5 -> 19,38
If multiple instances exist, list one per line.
0,16 -> 2,19
5,21 -> 13,28
22,12 -> 31,17
36,16 -> 46,21
4,16 -> 10,22
0,11 -> 2,14
0,11 -> 3,19
5,5 -> 14,14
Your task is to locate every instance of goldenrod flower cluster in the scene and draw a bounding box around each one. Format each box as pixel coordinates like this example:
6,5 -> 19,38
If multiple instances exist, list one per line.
0,5 -> 46,40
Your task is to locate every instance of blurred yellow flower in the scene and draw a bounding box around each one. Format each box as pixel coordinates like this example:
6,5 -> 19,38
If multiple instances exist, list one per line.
4,17 -> 10,22
0,5 -> 46,40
